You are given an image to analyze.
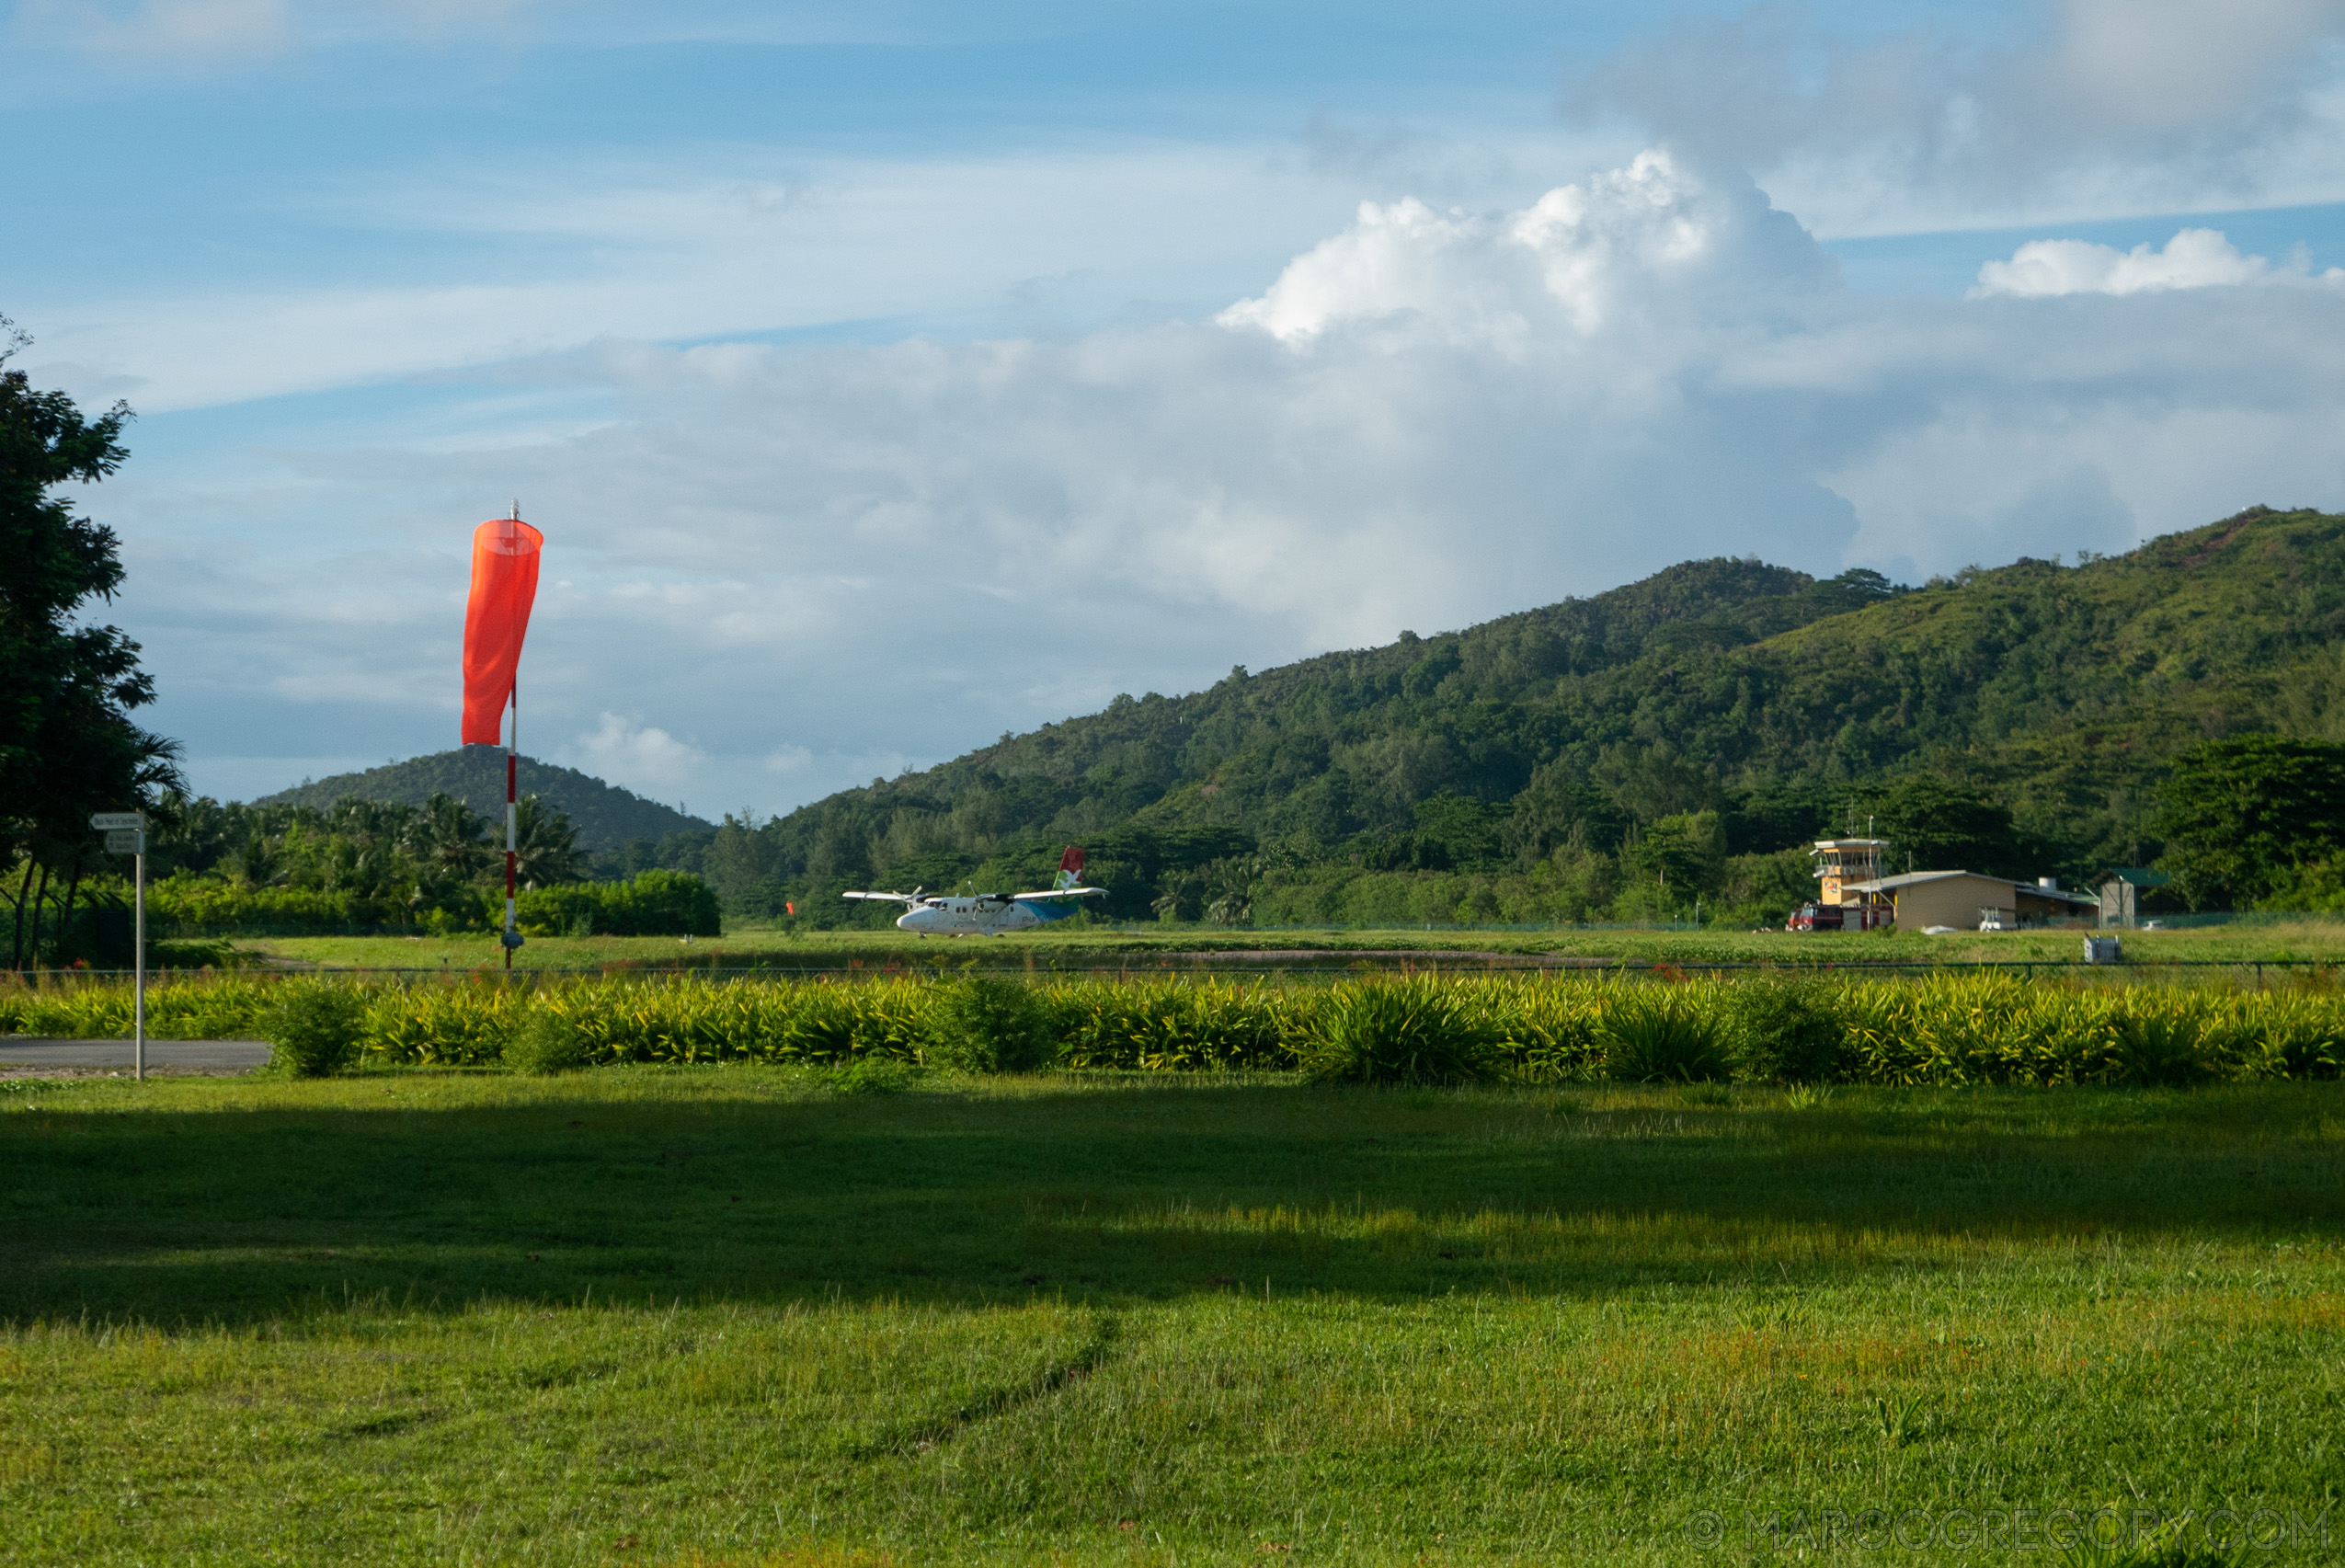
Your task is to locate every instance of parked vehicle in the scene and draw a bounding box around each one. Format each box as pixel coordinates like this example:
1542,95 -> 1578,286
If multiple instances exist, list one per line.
1786,902 -> 1845,932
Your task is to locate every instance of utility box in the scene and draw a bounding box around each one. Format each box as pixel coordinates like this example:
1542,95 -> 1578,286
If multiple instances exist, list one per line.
2099,868 -> 2170,928
2084,935 -> 2122,965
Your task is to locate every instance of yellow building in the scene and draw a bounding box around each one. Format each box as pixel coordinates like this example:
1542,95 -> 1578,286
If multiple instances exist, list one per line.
1843,871 -> 2100,932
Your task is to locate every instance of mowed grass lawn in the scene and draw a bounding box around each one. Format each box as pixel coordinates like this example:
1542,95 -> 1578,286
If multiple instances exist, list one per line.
3,1071 -> 2341,1565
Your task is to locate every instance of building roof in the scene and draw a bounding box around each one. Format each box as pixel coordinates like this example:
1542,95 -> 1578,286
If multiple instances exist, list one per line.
1845,870 -> 2099,907
1845,870 -> 1979,891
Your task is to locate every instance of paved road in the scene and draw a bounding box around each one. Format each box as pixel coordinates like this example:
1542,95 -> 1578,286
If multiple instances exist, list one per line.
0,1038 -> 270,1070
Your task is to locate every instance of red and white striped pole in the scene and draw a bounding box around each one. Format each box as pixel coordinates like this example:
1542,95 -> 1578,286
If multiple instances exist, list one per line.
505,681 -> 519,970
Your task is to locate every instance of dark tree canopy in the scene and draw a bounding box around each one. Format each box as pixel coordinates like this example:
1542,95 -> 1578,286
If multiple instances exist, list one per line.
0,321 -> 179,912
2153,736 -> 2345,909
1848,775 -> 2038,881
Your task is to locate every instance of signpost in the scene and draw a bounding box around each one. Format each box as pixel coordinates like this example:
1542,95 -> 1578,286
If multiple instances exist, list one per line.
90,812 -> 145,1081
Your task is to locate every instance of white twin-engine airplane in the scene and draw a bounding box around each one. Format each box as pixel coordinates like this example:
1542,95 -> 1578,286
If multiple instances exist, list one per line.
843,845 -> 1107,936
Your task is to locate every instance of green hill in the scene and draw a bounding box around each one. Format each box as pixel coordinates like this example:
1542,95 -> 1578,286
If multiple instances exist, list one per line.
704,507 -> 2345,925
254,748 -> 712,853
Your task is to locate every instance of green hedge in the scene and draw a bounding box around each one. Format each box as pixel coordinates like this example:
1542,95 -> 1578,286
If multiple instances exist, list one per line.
143,871 -> 720,938
6,970 -> 2341,1084
147,878 -> 429,936
517,870 -> 720,937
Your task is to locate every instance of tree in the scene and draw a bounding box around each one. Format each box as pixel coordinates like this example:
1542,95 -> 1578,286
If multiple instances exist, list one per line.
1722,779 -> 1834,856
1623,811 -> 1727,900
1592,740 -> 1720,822
704,811 -> 782,910
1848,775 -> 2031,878
508,795 -> 582,888
1,320 -> 181,967
2153,735 -> 2345,909
1504,759 -> 1627,864
1363,793 -> 1510,873
405,793 -> 492,886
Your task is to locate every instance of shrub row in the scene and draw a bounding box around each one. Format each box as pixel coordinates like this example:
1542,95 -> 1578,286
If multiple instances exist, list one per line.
6,970 -> 2342,1085
142,870 -> 721,938
514,870 -> 722,938
145,882 -> 411,937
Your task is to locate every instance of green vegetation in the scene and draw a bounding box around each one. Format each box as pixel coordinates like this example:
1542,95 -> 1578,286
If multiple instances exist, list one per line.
258,979 -> 368,1077
2155,735 -> 2345,910
251,746 -> 713,853
99,793 -> 719,942
1,1069 -> 2338,1564
20,773 -> 726,954
138,792 -> 583,934
692,507 -> 2345,932
930,976 -> 1058,1073
1295,977 -> 1504,1085
505,869 -> 721,939
503,1004 -> 594,1076
9,968 -> 2345,1087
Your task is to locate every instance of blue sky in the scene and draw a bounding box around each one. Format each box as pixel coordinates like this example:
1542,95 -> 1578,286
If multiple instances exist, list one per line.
11,0 -> 2345,817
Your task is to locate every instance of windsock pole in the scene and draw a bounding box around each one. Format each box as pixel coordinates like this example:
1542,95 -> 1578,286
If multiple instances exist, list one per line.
462,498 -> 539,973
506,681 -> 519,970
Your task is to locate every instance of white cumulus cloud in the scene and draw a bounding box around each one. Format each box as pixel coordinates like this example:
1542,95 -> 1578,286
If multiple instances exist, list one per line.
561,714 -> 708,804
1971,227 -> 2315,296
1219,151 -> 1825,345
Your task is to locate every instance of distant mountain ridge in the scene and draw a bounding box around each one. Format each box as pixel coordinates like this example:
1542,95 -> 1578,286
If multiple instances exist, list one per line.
702,506 -> 2345,923
252,748 -> 713,852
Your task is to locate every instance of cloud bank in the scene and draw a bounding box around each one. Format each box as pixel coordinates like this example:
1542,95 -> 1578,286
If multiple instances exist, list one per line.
96,145 -> 2345,814
1973,226 -> 2343,295
1565,0 -> 2345,232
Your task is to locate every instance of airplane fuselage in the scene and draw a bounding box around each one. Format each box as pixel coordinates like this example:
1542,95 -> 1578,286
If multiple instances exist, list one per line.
898,896 -> 1076,937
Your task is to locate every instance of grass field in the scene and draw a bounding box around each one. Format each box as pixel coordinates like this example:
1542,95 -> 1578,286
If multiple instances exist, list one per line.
230,918 -> 2345,974
4,1069 -> 2340,1564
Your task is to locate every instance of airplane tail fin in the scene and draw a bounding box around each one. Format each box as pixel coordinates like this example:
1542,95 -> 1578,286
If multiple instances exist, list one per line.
1054,845 -> 1086,890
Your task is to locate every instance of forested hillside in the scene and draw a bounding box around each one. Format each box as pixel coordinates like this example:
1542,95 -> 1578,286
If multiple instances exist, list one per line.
257,748 -> 712,853
693,507 -> 2345,926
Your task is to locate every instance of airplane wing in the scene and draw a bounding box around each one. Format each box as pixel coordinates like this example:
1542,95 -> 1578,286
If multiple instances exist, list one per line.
1012,886 -> 1108,901
841,890 -> 919,904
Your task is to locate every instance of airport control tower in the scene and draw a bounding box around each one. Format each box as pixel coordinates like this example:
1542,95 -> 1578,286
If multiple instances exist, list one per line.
1811,838 -> 1892,930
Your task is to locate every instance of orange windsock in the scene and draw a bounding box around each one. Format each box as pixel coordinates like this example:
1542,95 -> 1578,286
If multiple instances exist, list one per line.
461,516 -> 543,745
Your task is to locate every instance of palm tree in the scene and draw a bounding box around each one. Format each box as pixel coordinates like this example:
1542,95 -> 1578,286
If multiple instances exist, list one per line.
406,793 -> 492,884
509,795 -> 582,888
226,834 -> 280,889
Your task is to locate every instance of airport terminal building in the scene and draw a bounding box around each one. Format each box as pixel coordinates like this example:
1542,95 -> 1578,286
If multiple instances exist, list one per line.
1841,870 -> 2101,932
